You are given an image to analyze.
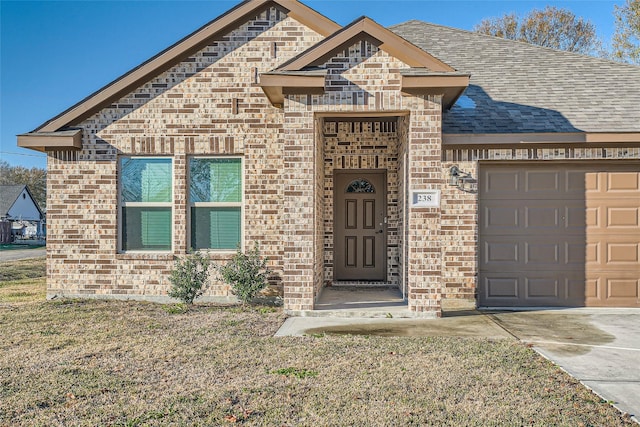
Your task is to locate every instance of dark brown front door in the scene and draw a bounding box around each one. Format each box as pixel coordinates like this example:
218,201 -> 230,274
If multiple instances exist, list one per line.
334,170 -> 387,281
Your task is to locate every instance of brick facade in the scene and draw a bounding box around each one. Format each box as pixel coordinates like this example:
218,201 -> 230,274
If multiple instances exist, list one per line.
40,2 -> 640,316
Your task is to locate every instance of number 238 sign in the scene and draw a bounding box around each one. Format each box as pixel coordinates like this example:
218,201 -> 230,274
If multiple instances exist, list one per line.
411,190 -> 440,208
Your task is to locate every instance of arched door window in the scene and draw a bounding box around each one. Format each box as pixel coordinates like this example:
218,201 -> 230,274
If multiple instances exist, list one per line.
345,178 -> 375,193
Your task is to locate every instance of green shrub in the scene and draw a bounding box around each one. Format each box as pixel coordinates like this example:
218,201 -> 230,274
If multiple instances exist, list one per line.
216,244 -> 270,304
168,251 -> 211,305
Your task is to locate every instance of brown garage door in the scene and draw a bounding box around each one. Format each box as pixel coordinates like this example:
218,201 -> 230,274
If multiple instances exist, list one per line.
479,163 -> 640,307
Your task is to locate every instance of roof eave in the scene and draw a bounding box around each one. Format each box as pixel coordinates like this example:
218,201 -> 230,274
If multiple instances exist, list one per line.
402,74 -> 470,109
259,72 -> 326,106
442,132 -> 640,146
17,129 -> 83,152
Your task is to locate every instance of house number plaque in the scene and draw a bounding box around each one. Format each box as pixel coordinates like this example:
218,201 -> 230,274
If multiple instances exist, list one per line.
411,190 -> 440,208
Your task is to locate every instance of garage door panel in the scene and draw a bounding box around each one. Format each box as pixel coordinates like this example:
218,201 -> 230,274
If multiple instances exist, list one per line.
525,242 -> 559,264
480,163 -> 640,308
607,278 -> 639,299
566,170 -> 590,192
483,276 -> 519,299
608,207 -> 639,227
582,171 -> 601,192
482,240 -> 519,264
606,243 -> 639,264
566,206 -> 587,229
584,242 -> 600,264
482,203 -> 519,231
481,169 -> 519,197
525,170 -> 561,193
525,206 -> 560,229
607,172 -> 640,192
585,207 -> 599,228
526,277 -> 560,298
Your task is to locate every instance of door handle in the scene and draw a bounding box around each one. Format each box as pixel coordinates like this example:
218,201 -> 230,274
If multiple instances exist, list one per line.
376,230 -> 384,234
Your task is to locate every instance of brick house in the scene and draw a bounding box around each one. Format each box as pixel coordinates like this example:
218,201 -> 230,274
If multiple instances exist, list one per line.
18,0 -> 640,315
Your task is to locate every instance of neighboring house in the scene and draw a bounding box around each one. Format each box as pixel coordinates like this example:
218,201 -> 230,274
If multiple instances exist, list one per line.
0,185 -> 45,240
17,0 -> 640,314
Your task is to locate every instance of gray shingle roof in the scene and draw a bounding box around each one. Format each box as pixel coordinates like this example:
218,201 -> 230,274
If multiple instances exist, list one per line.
0,185 -> 26,217
391,21 -> 640,134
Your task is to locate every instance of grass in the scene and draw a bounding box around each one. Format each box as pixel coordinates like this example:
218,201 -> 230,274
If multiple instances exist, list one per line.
0,257 -> 46,303
0,256 -> 46,282
0,259 -> 634,426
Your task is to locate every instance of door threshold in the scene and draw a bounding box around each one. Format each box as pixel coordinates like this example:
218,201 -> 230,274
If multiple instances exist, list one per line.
331,281 -> 397,289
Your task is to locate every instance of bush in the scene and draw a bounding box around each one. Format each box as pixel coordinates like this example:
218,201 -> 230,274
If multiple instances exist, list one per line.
168,251 -> 211,305
216,244 -> 270,304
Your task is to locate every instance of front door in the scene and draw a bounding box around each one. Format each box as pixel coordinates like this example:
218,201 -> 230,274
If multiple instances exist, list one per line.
334,170 -> 387,281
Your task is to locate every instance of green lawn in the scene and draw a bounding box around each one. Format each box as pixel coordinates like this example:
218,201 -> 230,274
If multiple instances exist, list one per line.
0,259 -> 633,426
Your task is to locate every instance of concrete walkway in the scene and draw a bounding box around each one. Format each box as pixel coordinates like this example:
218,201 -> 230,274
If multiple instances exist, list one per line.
276,290 -> 640,423
0,247 -> 46,262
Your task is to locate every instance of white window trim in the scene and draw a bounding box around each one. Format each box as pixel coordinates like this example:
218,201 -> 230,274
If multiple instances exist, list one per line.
187,156 -> 244,253
118,156 -> 174,253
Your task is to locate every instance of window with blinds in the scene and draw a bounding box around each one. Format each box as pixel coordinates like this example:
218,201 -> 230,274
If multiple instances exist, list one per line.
120,157 -> 172,251
189,158 -> 242,250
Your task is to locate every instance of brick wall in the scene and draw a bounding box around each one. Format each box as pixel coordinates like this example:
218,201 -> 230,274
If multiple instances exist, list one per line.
46,8 -> 324,302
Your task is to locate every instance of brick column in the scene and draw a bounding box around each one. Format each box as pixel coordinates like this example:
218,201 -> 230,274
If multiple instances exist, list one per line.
406,96 -> 444,316
282,107 -> 316,311
173,153 -> 188,254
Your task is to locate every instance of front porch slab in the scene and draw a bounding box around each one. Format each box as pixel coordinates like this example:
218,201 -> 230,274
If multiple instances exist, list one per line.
285,287 -> 435,318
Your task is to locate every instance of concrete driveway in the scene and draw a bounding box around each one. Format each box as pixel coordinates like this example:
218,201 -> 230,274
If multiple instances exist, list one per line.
487,309 -> 640,423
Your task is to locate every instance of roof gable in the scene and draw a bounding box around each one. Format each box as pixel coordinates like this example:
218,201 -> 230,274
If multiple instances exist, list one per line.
277,16 -> 454,72
33,0 -> 340,134
0,185 -> 25,217
260,16 -> 469,109
0,185 -> 42,219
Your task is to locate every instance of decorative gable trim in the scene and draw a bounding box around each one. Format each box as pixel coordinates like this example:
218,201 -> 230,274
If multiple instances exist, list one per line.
277,17 -> 455,72
29,0 -> 340,135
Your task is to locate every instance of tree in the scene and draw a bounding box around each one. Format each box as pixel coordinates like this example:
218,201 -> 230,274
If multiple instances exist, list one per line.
613,0 -> 640,64
0,160 -> 47,210
474,6 -> 599,55
474,13 -> 519,41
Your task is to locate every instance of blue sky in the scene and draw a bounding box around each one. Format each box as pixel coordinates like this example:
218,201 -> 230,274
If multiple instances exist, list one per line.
1,0 -> 622,169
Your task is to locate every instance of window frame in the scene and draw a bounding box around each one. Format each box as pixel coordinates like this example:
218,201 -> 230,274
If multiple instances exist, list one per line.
118,156 -> 174,253
187,156 -> 244,252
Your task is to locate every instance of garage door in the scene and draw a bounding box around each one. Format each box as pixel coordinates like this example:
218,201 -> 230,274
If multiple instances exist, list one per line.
479,163 -> 640,307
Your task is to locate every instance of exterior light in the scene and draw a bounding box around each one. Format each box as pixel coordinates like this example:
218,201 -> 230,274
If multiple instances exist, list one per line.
449,165 -> 461,186
449,165 -> 477,192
